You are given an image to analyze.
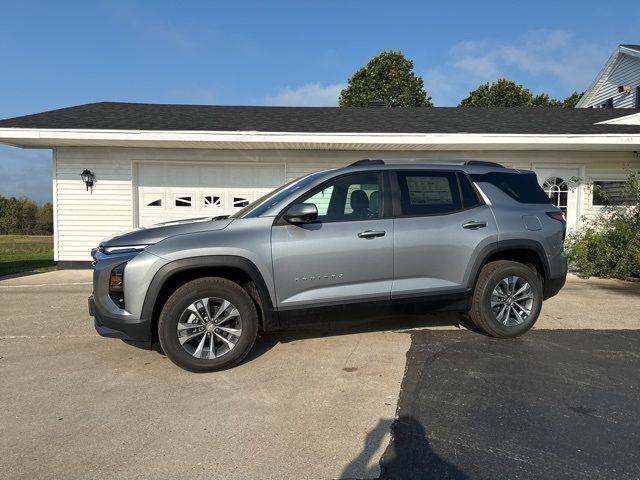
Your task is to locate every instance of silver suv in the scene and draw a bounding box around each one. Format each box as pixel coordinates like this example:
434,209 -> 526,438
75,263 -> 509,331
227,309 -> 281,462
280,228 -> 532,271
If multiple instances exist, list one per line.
89,160 -> 567,372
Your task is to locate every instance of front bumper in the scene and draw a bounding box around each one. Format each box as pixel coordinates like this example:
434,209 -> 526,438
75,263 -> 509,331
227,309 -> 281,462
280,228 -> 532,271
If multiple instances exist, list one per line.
88,248 -> 155,348
88,294 -> 152,345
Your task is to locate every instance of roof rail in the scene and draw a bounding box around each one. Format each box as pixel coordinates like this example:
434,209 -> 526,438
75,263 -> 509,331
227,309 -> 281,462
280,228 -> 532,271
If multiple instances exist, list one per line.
464,160 -> 504,168
349,159 -> 385,166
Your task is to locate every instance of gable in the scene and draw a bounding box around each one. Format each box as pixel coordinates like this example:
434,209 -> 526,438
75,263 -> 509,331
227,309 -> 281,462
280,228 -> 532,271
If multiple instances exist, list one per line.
577,46 -> 640,108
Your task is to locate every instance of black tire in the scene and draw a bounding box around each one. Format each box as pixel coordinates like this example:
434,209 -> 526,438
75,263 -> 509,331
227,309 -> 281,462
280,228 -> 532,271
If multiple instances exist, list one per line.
469,260 -> 542,338
158,277 -> 258,372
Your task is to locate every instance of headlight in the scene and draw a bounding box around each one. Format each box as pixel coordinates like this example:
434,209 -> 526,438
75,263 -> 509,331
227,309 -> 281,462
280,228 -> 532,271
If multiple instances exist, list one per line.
101,245 -> 149,254
109,262 -> 127,309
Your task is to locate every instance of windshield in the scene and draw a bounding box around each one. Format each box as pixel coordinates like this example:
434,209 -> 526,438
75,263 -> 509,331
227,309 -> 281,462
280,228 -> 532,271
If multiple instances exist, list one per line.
230,170 -> 330,219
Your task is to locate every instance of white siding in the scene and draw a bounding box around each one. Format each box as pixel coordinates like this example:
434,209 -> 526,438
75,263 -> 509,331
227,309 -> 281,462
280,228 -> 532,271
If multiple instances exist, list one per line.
53,147 -> 640,261
54,148 -> 133,261
583,54 -> 640,108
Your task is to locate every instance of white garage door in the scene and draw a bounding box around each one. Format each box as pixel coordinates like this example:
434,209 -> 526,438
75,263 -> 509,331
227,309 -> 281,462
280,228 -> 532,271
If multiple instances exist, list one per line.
137,163 -> 286,227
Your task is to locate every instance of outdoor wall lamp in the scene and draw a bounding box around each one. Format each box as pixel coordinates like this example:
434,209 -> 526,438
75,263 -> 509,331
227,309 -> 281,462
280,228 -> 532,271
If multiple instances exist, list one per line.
80,169 -> 95,191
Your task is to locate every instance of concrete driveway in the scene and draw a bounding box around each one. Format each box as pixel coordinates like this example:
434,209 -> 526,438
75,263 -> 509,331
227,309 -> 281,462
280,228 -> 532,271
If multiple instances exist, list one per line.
0,271 -> 638,479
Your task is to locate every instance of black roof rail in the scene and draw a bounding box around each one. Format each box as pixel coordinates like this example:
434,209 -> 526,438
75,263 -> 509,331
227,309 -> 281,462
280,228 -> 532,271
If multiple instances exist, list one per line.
464,160 -> 504,168
349,159 -> 385,166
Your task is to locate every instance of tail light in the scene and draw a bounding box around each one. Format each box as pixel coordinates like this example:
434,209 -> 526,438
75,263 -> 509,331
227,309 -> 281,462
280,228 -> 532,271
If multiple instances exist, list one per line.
547,211 -> 566,240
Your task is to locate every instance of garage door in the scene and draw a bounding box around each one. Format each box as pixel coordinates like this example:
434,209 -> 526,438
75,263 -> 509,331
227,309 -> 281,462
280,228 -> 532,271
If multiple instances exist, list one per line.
137,163 -> 286,227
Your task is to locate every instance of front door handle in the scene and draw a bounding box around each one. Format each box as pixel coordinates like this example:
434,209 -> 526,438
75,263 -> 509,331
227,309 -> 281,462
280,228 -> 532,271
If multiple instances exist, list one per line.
462,221 -> 487,229
358,230 -> 386,239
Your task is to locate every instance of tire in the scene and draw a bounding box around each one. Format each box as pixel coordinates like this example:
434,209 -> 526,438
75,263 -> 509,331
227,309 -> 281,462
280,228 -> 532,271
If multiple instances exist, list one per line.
469,260 -> 542,338
158,277 -> 258,372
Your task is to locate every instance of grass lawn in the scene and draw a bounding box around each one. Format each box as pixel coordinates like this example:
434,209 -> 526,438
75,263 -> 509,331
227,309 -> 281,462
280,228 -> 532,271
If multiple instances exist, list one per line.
0,235 -> 56,277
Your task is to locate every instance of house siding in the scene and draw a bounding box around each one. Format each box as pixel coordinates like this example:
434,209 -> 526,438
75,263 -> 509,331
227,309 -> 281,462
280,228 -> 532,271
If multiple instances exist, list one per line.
54,147 -> 640,262
583,54 -> 640,108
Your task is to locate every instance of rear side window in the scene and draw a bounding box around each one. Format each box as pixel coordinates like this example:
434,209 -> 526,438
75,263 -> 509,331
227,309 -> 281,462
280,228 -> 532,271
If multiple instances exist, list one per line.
397,171 -> 462,216
470,172 -> 552,204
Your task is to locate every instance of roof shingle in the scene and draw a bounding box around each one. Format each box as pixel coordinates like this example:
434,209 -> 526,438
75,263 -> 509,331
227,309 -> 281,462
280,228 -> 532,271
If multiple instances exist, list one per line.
0,102 -> 639,135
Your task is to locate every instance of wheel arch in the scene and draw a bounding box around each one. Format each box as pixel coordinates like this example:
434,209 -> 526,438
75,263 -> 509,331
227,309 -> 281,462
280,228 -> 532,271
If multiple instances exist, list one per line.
141,256 -> 279,343
467,240 -> 550,294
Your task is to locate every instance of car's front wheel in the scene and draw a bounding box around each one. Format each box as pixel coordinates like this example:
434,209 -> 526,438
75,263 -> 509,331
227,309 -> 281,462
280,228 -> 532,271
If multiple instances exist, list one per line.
158,277 -> 258,372
469,260 -> 542,338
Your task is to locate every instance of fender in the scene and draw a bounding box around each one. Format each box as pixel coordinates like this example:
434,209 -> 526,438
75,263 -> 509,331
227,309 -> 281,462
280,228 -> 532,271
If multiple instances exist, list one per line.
465,239 -> 551,291
140,255 -> 279,332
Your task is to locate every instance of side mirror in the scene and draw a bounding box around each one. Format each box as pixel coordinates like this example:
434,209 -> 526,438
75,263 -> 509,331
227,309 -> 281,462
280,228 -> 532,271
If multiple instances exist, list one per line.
283,203 -> 318,224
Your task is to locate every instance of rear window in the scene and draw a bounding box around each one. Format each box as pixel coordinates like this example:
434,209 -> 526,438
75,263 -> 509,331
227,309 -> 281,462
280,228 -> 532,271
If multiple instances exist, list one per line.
470,172 -> 551,204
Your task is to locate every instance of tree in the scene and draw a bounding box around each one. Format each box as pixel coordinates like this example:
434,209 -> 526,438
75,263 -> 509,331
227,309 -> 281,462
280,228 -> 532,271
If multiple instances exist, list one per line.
35,202 -> 53,234
0,194 -> 53,234
339,51 -> 432,107
459,79 -> 535,107
459,78 -> 578,108
561,91 -> 583,108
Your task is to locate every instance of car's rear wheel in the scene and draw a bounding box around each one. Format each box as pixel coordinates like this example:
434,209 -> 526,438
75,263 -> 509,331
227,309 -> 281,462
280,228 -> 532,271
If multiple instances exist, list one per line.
158,277 -> 258,372
469,260 -> 542,338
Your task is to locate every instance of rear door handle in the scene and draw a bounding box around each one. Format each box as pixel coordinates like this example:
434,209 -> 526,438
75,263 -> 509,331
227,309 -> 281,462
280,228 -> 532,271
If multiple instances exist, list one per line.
462,221 -> 487,229
358,230 -> 386,239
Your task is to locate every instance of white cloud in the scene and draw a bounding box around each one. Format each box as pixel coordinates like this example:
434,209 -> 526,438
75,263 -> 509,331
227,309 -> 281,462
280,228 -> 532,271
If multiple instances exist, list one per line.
264,83 -> 345,107
424,30 -> 609,106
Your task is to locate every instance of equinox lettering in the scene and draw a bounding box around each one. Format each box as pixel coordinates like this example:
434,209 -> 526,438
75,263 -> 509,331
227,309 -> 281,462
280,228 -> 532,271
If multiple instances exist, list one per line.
295,273 -> 344,282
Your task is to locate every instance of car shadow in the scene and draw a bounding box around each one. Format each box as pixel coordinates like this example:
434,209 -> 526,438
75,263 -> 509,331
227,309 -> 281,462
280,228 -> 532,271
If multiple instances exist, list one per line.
239,309 -> 477,365
149,309 -> 477,365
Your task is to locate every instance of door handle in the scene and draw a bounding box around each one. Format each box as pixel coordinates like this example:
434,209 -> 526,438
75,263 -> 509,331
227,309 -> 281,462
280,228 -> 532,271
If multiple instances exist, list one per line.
358,230 -> 386,239
462,221 -> 487,229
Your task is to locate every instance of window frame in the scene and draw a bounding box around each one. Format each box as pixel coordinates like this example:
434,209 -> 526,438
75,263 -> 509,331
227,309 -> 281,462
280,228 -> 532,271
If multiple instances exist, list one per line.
390,170 -> 484,219
273,170 -> 392,225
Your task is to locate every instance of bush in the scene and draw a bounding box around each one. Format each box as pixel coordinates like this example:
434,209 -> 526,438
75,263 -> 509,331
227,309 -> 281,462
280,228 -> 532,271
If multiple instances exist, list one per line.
566,172 -> 640,279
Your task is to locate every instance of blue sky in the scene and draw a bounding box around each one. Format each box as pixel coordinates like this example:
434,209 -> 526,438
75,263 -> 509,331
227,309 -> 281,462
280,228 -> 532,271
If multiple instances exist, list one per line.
1,0 -> 637,202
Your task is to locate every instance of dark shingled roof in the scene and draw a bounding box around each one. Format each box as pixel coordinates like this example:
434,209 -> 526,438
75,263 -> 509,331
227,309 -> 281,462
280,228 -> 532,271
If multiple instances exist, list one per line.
0,102 -> 639,135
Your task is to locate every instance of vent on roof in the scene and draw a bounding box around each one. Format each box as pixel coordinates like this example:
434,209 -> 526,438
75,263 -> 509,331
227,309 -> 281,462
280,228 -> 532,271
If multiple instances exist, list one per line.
368,99 -> 387,108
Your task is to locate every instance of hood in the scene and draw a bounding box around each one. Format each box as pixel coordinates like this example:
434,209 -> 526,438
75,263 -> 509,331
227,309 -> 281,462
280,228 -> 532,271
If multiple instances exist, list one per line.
100,216 -> 233,247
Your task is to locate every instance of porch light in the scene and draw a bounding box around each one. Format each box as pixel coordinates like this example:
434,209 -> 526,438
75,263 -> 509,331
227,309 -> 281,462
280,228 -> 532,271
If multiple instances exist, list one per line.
80,169 -> 95,191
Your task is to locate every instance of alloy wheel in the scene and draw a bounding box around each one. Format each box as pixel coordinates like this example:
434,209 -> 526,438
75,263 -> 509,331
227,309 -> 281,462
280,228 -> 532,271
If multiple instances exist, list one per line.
490,276 -> 535,327
176,297 -> 242,359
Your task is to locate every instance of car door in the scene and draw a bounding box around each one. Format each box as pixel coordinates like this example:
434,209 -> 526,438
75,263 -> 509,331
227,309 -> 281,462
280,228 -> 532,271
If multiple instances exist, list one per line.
271,171 -> 394,309
391,170 -> 498,298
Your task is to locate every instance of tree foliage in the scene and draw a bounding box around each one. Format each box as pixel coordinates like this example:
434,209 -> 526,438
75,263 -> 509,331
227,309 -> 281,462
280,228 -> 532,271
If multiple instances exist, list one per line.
561,91 -> 584,108
0,195 -> 53,235
459,78 -> 582,108
339,51 -> 432,107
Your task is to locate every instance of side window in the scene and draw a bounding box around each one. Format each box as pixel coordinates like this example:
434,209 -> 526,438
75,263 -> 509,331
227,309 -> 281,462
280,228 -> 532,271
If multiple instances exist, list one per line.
458,173 -> 482,209
297,172 -> 382,222
303,186 -> 334,216
397,171 -> 461,216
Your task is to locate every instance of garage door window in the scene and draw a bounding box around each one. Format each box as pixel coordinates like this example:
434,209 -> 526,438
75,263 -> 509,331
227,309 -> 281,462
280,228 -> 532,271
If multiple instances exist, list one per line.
175,196 -> 192,207
233,196 -> 251,208
203,195 -> 222,208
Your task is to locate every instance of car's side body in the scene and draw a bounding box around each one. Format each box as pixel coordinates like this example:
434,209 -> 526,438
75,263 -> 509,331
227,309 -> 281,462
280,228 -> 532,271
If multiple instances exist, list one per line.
89,161 -> 567,350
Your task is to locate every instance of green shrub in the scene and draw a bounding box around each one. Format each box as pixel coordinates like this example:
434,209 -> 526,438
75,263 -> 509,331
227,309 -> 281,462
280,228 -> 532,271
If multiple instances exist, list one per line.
566,172 -> 640,279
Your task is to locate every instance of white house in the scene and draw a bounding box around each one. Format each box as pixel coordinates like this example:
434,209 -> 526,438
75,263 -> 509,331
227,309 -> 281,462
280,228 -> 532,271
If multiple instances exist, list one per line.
576,44 -> 640,109
0,103 -> 639,267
